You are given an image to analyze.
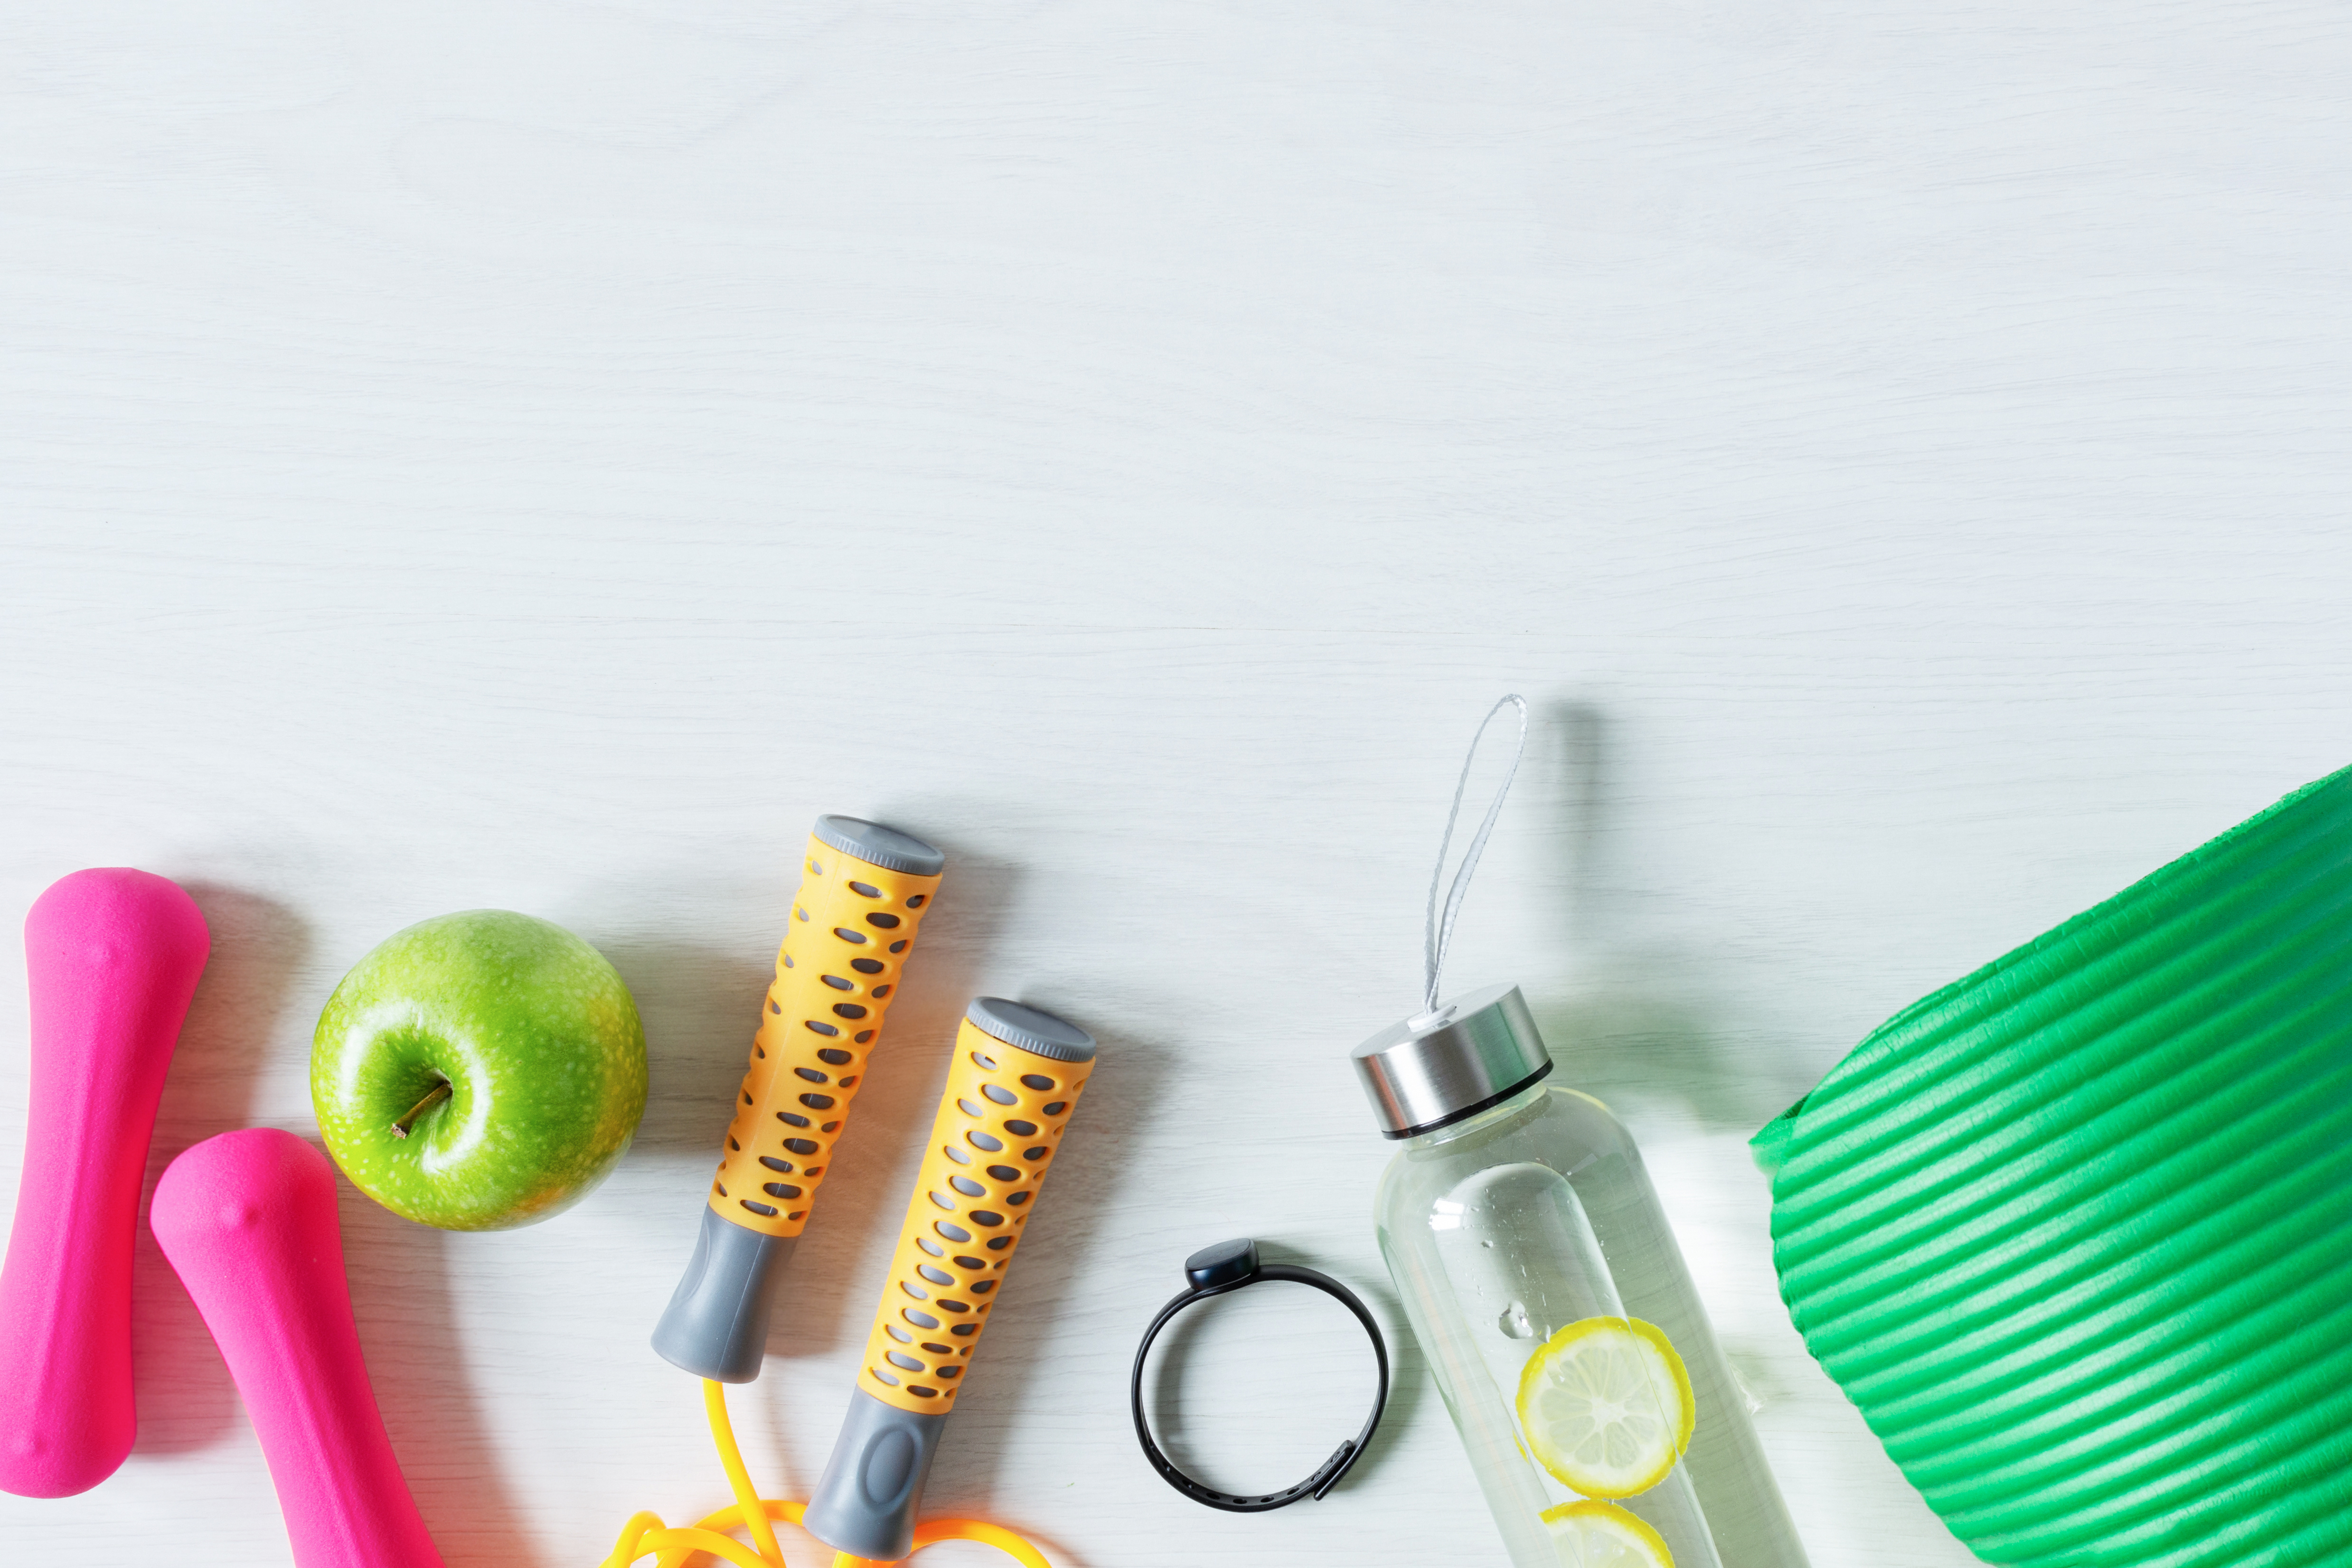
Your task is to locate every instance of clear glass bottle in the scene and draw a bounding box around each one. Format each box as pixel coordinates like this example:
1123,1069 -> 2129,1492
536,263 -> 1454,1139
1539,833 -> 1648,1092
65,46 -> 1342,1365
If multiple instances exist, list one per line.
1353,983 -> 1808,1568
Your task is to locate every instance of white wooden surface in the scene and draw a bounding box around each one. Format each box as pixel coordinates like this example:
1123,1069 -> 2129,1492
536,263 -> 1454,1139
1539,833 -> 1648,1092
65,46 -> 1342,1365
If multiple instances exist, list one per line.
5,3 -> 2351,1565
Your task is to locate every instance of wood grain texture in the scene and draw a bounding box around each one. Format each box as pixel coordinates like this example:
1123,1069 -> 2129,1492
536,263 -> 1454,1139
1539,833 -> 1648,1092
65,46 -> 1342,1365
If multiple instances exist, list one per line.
3,2 -> 2350,1565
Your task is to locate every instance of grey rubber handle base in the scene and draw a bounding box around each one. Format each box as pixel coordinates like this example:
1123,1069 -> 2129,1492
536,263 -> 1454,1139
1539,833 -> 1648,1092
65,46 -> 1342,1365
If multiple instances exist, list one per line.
651,1206 -> 796,1384
802,1389 -> 950,1563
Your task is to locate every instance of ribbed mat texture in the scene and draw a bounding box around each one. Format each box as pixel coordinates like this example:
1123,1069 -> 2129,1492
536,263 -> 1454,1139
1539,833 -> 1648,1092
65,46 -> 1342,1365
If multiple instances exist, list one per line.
1754,769 -> 2352,1568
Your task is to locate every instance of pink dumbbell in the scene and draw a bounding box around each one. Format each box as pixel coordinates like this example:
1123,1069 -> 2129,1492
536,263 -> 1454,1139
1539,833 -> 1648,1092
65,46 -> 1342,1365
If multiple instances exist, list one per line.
151,1127 -> 446,1568
0,867 -> 210,1498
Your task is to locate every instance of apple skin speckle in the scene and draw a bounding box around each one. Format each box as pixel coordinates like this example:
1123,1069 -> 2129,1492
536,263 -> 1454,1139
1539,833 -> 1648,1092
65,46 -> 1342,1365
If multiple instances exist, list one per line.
310,909 -> 647,1231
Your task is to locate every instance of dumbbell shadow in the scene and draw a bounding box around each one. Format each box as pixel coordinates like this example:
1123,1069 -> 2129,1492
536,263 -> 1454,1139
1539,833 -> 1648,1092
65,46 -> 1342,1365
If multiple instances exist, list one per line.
134,884 -> 309,1459
343,1184 -> 545,1568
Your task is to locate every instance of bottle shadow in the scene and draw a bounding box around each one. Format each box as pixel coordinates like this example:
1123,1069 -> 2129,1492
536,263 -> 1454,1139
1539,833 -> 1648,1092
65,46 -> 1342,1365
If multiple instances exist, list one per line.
1535,700 -> 1819,1135
133,883 -> 310,1457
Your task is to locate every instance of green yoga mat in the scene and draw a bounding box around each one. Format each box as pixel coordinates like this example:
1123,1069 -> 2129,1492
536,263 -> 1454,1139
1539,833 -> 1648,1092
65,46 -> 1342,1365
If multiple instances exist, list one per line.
1755,769 -> 2352,1568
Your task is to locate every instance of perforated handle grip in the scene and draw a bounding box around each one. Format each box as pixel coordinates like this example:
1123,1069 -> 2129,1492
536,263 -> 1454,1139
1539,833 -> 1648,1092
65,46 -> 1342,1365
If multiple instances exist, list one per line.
804,999 -> 1098,1563
656,819 -> 947,1382
708,824 -> 944,1236
151,1129 -> 444,1568
0,868 -> 209,1498
852,1001 -> 1097,1415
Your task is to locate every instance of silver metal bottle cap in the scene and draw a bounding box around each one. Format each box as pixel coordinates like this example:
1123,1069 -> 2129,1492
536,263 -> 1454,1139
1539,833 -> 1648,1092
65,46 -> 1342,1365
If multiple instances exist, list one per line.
1350,981 -> 1552,1139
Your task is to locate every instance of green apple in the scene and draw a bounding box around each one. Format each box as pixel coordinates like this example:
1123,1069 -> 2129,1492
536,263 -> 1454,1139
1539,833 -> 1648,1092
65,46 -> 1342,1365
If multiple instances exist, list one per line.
311,910 -> 647,1230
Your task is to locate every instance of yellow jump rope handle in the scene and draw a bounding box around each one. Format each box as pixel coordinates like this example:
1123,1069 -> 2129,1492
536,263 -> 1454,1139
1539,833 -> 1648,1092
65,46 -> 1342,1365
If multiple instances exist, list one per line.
852,1006 -> 1096,1413
800,999 -> 1098,1563
621,824 -> 1065,1566
713,828 -> 943,1238
653,816 -> 947,1384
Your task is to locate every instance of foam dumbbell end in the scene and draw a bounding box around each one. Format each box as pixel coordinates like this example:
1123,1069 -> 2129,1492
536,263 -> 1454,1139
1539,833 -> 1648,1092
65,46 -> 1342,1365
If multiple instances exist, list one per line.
151,1128 -> 446,1568
0,868 -> 209,1498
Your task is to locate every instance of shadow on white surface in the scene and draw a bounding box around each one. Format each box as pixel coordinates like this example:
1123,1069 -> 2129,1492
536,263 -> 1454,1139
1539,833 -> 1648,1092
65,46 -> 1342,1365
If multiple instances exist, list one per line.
353,1195 -> 548,1568
922,1007 -> 1170,1522
601,935 -> 778,1160
1535,700 -> 1821,1134
133,883 -> 310,1458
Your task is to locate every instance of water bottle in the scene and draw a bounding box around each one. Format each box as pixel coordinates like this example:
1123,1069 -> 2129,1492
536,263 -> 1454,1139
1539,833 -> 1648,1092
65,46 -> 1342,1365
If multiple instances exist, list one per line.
1352,982 -> 1809,1568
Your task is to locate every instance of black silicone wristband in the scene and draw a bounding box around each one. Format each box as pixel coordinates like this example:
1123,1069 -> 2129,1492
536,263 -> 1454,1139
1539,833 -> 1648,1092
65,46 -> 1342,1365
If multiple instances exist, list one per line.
1129,1239 -> 1390,1513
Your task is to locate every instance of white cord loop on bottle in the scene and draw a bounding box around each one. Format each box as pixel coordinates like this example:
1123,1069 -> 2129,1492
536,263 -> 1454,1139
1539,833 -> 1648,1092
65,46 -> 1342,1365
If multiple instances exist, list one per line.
1421,694 -> 1529,1018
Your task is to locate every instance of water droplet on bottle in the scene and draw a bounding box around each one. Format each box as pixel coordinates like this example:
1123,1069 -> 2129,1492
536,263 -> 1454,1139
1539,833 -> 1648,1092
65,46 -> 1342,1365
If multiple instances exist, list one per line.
1497,1301 -> 1534,1339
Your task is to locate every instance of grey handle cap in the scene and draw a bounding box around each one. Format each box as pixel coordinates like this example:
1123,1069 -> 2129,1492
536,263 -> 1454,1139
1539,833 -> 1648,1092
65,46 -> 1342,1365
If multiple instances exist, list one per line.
802,1389 -> 950,1563
651,1206 -> 798,1383
967,996 -> 1097,1062
813,816 -> 946,878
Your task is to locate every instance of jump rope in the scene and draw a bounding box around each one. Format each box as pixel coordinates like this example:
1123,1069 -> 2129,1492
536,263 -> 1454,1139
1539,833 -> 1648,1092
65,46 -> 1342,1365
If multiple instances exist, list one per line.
621,816 -> 1089,1568
595,1377 -> 1047,1568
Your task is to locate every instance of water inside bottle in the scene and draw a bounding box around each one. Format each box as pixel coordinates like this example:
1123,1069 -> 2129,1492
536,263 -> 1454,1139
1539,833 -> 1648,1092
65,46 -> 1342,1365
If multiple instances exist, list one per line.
1377,1084 -> 1810,1568
1431,1161 -> 1722,1566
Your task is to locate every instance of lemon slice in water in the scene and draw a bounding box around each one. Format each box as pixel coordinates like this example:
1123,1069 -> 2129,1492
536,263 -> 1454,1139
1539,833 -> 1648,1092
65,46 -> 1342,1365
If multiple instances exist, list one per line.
1515,1317 -> 1694,1498
1541,1500 -> 1676,1567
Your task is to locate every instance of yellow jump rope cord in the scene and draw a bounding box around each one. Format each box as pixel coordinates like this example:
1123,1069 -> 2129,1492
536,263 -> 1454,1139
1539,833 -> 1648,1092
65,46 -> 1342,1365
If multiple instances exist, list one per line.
595,1381 -> 1050,1568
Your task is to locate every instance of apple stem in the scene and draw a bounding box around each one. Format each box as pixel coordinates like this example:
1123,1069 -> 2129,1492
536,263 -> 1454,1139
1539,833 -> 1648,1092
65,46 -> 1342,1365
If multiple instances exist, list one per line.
392,1079 -> 452,1139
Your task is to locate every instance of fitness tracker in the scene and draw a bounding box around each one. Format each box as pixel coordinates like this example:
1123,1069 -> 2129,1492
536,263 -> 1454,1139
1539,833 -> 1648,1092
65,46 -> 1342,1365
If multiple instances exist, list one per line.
1129,1238 -> 1390,1512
